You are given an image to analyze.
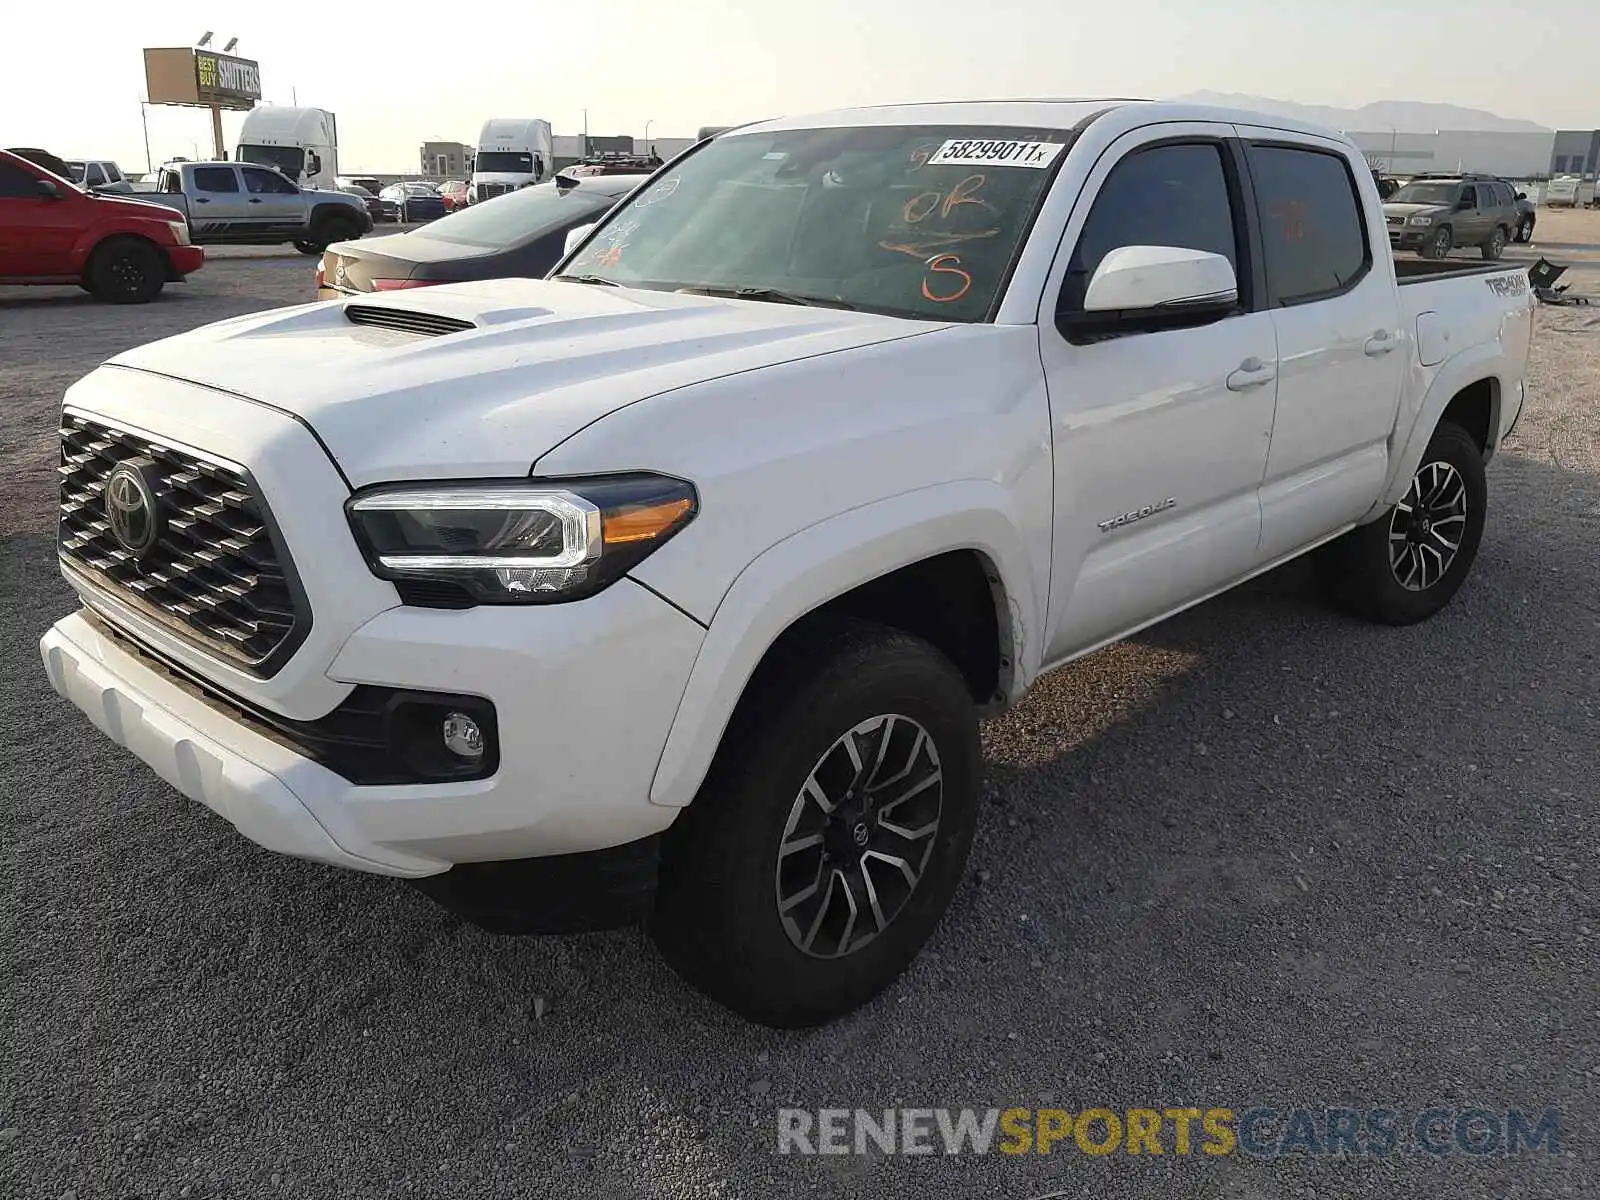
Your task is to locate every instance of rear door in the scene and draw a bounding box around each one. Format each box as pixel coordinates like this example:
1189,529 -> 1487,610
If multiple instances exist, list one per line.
1238,133 -> 1404,561
188,165 -> 247,237
1037,127 -> 1279,660
241,166 -> 305,237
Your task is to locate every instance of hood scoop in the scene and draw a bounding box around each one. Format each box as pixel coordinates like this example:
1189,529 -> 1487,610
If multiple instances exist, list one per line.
345,304 -> 475,338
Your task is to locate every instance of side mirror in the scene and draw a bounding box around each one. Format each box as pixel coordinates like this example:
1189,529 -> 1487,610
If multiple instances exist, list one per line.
564,222 -> 597,255
1081,245 -> 1237,314
36,179 -> 63,200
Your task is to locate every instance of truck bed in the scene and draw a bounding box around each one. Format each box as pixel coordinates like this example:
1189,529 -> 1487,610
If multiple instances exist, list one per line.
1394,257 -> 1528,284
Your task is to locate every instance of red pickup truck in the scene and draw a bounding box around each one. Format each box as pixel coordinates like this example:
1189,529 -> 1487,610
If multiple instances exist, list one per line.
0,149 -> 205,303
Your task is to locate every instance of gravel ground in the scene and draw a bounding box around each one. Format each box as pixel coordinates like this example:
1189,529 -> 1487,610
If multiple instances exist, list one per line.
1,246 -> 1598,1200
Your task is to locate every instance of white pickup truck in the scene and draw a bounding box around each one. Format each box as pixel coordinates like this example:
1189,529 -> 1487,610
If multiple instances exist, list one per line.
41,100 -> 1533,1028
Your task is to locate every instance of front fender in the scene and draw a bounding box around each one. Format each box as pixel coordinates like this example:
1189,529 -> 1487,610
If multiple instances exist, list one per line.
1364,341 -> 1504,521
646,480 -> 1041,810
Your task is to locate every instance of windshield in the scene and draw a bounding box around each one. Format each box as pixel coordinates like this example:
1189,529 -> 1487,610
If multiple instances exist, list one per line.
420,180 -> 614,247
477,151 -> 535,174
1388,182 -> 1458,206
560,124 -> 1072,322
238,144 -> 304,177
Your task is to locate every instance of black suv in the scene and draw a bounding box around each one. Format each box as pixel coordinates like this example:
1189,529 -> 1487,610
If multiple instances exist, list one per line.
1382,173 -> 1520,260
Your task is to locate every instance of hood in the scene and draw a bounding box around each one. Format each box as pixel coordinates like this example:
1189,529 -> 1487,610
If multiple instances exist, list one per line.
96,193 -> 185,220
106,278 -> 936,487
1382,202 -> 1448,220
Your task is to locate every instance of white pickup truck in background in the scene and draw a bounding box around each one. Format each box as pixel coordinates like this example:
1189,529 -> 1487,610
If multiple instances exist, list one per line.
40,100 -> 1533,1027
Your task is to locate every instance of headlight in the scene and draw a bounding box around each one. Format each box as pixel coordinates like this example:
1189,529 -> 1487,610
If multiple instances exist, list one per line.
168,221 -> 190,245
346,474 -> 697,605
1408,215 -> 1435,227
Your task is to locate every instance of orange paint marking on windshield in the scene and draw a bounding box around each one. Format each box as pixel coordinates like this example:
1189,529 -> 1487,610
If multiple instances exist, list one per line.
921,254 -> 973,303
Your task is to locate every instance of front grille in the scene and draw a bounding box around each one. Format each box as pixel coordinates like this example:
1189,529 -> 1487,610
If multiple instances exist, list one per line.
346,305 -> 474,337
477,182 -> 512,200
58,411 -> 309,676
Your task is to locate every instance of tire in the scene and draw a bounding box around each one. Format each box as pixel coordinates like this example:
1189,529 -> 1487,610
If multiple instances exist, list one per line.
86,237 -> 165,304
302,215 -> 358,255
651,616 -> 982,1028
1480,225 -> 1507,260
1515,216 -> 1534,243
1418,225 -> 1453,260
1315,420 -> 1487,625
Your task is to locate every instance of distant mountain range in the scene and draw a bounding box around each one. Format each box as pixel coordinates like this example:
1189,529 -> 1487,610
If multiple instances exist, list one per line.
1171,91 -> 1551,134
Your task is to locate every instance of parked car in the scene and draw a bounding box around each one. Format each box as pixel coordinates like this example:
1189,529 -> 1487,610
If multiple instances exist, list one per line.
437,180 -> 469,211
340,183 -> 399,224
0,148 -> 203,302
1381,172 -> 1520,259
65,159 -> 133,194
1543,176 -> 1580,208
140,161 -> 371,254
339,176 -> 383,196
39,100 -> 1534,1027
380,182 -> 448,223
317,174 -> 643,298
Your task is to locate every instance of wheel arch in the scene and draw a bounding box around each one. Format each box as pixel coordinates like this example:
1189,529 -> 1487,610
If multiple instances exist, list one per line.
646,482 -> 1041,810
1369,351 -> 1504,519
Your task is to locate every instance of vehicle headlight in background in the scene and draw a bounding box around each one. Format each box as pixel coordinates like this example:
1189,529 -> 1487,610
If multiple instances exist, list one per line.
346,474 -> 697,604
168,221 -> 190,245
1408,215 -> 1435,227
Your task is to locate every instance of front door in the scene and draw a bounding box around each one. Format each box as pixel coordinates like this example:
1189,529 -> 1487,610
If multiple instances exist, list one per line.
1037,128 -> 1278,662
1236,133 -> 1406,560
241,166 -> 304,238
0,159 -> 79,277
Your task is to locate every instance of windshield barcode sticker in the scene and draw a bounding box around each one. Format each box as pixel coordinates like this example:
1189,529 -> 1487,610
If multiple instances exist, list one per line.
925,139 -> 1065,169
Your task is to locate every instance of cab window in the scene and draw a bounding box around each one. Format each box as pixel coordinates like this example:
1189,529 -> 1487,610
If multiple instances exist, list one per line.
193,167 -> 239,193
1246,143 -> 1370,306
1060,141 -> 1241,315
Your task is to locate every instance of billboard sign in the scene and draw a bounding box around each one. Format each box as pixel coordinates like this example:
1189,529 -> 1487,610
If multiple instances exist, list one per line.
144,47 -> 261,111
195,51 -> 261,108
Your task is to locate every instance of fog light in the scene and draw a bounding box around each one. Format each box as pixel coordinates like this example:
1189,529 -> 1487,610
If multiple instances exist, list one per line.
442,712 -> 484,760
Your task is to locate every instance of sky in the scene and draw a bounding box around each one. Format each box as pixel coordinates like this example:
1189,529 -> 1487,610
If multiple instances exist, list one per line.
5,0 -> 1593,174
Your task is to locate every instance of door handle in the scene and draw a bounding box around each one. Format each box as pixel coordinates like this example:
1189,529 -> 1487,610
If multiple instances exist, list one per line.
1226,357 -> 1276,391
248,198 -> 263,204
1364,330 -> 1396,356
194,197 -> 209,204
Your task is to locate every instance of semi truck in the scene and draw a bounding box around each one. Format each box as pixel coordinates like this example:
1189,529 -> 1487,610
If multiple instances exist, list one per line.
237,107 -> 339,191
469,119 -> 553,204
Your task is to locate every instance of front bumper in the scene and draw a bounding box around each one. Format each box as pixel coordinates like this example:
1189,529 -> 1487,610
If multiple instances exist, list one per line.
1389,225 -> 1435,250
166,245 -> 206,277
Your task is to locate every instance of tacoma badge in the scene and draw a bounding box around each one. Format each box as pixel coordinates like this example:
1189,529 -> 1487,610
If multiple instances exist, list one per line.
1098,497 -> 1176,533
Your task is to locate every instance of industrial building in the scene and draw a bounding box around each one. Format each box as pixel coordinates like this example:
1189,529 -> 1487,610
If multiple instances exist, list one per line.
1347,127 -> 1600,180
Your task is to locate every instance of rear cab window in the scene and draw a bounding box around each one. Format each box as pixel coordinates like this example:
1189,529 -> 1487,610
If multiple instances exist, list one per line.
1246,143 -> 1370,306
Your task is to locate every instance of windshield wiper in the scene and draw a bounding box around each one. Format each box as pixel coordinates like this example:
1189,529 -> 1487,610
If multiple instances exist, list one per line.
674,284 -> 857,311
553,273 -> 620,287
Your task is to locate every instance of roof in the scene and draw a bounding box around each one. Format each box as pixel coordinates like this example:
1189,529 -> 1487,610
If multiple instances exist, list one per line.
731,98 -> 1351,142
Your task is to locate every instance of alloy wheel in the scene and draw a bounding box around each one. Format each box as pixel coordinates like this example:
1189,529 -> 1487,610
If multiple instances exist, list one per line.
1389,460 -> 1469,591
775,714 -> 943,959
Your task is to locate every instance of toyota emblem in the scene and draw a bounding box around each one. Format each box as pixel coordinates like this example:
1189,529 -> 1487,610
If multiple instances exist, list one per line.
104,461 -> 161,558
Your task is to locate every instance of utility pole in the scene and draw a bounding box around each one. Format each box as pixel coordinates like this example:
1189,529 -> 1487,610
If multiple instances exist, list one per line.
582,107 -> 589,157
139,100 -> 153,173
643,118 -> 653,153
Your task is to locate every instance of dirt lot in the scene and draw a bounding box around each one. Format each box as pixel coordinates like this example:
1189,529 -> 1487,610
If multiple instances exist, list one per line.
1,240 -> 1598,1200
